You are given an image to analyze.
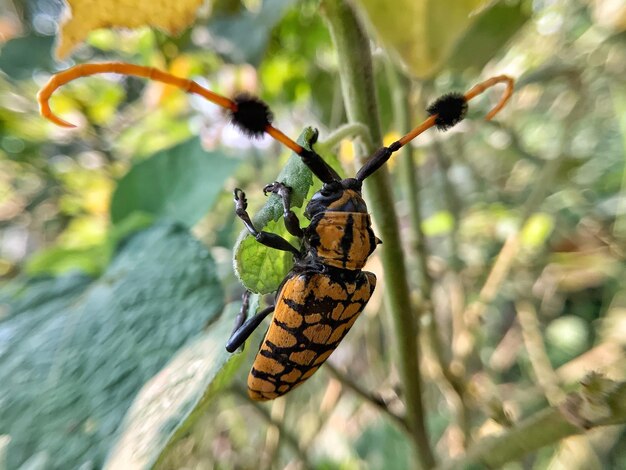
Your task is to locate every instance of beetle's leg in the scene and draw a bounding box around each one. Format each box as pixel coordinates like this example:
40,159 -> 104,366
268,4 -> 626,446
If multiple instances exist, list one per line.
230,290 -> 251,341
226,304 -> 275,352
263,182 -> 304,238
234,189 -> 300,256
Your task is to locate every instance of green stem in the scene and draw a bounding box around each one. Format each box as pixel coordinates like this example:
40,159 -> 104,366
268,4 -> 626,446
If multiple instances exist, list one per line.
321,1 -> 435,468
317,122 -> 373,153
385,65 -> 472,447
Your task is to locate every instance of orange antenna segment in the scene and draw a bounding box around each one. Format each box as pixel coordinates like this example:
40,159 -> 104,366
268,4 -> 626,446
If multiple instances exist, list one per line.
37,62 -> 307,155
464,75 -> 514,121
37,62 -> 237,128
397,115 -> 437,147
265,125 -> 303,154
397,74 -> 514,147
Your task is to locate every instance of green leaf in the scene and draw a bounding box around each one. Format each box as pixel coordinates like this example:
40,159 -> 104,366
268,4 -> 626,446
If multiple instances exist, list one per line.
110,138 -> 241,227
204,0 -> 297,66
354,420 -> 412,470
236,218 -> 297,293
104,302 -> 244,470
0,223 -> 224,470
355,0 -> 526,79
0,34 -> 56,80
233,127 -> 323,294
446,1 -> 531,73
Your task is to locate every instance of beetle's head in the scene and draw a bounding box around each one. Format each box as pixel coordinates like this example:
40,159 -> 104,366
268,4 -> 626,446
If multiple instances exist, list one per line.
304,178 -> 366,219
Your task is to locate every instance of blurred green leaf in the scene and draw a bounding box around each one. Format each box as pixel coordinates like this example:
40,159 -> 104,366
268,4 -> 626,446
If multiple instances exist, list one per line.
0,34 -> 56,80
105,302 -> 244,470
356,0 -> 528,79
0,223 -> 224,470
205,0 -> 297,66
447,1 -> 531,72
233,127 -> 324,294
110,138 -> 241,227
354,420 -> 412,470
545,315 -> 589,363
356,0 -> 491,78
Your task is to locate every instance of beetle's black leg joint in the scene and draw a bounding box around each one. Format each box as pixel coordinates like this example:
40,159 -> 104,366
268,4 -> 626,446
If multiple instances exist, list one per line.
226,304 -> 275,352
234,188 -> 301,256
263,182 -> 304,238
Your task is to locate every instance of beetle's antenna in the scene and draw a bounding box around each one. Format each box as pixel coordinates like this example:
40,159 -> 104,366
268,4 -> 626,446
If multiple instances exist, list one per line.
38,62 -> 340,183
356,75 -> 514,182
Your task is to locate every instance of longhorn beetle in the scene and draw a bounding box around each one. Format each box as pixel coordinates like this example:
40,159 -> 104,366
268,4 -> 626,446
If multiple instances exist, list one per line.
38,62 -> 514,400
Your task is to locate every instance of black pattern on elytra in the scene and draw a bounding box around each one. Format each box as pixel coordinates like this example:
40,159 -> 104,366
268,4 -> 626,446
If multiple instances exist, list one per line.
248,269 -> 374,395
264,289 -> 370,359
340,213 -> 354,267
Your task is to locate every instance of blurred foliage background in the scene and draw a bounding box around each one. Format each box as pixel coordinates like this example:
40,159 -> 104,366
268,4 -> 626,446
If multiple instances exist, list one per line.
0,0 -> 625,469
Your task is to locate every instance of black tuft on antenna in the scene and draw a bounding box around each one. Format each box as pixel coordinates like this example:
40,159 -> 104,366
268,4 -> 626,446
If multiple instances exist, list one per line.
229,94 -> 273,137
426,92 -> 468,131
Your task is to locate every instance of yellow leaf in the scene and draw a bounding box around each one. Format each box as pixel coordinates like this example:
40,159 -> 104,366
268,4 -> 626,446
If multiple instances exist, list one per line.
56,0 -> 204,59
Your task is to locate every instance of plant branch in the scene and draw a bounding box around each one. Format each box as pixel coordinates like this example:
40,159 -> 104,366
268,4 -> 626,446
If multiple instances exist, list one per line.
325,363 -> 410,433
317,122 -> 373,153
437,376 -> 626,470
321,1 -> 435,467
232,389 -> 310,467
516,300 -> 565,405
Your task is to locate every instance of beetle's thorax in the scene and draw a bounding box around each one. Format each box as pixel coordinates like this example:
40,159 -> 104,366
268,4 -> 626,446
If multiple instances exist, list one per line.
303,178 -> 380,271
304,178 -> 366,219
